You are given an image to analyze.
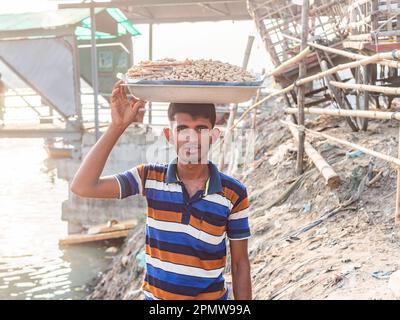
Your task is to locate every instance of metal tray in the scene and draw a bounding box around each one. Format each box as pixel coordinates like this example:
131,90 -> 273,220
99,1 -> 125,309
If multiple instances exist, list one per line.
117,73 -> 264,104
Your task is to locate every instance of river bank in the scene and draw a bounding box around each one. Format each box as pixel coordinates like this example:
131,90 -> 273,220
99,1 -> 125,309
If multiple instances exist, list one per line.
86,98 -> 400,299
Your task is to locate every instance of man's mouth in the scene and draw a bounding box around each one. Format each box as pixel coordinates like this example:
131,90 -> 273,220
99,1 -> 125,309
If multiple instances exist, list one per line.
182,144 -> 200,153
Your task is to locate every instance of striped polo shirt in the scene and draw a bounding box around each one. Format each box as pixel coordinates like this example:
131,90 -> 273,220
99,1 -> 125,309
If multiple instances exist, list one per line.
114,158 -> 251,300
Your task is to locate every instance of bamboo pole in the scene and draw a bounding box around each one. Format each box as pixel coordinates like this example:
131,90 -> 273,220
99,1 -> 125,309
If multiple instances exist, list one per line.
281,120 -> 400,167
270,46 -> 311,77
281,33 -> 400,69
296,0 -> 309,175
295,54 -> 392,88
284,107 -> 400,121
396,126 -> 400,224
219,35 -> 254,171
252,88 -> 261,130
330,80 -> 400,95
396,125 -> 400,224
286,118 -> 340,188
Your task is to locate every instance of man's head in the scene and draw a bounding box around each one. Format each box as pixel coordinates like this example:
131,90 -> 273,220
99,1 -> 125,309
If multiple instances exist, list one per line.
164,103 -> 220,164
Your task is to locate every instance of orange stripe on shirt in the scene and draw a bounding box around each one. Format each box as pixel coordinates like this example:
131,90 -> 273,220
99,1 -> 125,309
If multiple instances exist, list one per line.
145,244 -> 226,270
189,215 -> 226,237
142,281 -> 226,300
147,169 -> 166,183
221,186 -> 239,207
148,207 -> 182,223
231,197 -> 249,213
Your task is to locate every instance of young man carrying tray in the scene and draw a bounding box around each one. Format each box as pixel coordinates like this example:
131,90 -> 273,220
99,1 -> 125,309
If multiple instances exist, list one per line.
71,80 -> 252,300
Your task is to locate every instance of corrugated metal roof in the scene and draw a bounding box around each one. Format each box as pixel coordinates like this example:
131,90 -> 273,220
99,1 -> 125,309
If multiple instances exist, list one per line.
0,9 -> 99,32
0,8 -> 140,39
57,1 -> 251,24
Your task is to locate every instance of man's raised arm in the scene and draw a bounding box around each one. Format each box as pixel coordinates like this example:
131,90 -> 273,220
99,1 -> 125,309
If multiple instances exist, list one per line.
70,80 -> 146,199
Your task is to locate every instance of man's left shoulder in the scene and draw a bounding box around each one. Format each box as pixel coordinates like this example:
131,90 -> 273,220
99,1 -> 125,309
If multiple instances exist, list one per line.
219,172 -> 248,195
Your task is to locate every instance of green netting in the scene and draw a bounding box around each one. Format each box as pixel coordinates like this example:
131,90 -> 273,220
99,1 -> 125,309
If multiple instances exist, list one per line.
75,26 -> 117,40
76,8 -> 140,40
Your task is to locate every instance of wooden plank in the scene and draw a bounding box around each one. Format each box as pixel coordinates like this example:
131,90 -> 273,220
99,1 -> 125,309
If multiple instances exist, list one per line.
87,219 -> 137,235
59,230 -> 131,246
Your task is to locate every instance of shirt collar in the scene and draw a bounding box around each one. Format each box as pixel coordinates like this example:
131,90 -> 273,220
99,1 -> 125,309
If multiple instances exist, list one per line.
166,157 -> 222,195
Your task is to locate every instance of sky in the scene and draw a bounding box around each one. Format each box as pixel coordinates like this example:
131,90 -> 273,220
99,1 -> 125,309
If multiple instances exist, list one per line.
133,21 -> 272,75
0,0 -> 273,74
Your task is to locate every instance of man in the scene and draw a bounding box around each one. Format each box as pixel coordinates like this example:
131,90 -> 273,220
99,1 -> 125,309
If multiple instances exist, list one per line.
71,80 -> 252,300
0,73 -> 6,126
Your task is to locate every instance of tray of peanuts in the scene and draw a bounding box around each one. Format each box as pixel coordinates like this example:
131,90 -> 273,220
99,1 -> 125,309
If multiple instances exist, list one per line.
118,58 -> 263,104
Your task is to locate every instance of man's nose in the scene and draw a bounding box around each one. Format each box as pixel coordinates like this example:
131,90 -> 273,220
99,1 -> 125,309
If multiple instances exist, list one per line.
181,129 -> 199,143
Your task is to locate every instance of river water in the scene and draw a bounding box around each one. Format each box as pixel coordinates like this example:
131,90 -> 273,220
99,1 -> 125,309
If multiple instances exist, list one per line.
0,138 -> 117,300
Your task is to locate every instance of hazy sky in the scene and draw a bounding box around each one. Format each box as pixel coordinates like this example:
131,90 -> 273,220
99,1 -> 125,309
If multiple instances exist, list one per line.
133,21 -> 272,74
0,0 -> 273,74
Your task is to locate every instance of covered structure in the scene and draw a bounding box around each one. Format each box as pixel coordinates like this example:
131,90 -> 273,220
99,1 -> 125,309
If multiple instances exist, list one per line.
0,7 -> 140,137
58,0 -> 250,23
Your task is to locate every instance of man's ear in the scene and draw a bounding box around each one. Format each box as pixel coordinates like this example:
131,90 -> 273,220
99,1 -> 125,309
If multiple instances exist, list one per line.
163,127 -> 172,144
210,127 -> 221,144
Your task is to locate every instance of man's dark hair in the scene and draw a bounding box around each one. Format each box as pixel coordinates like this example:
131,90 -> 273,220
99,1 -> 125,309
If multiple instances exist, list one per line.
168,103 -> 216,127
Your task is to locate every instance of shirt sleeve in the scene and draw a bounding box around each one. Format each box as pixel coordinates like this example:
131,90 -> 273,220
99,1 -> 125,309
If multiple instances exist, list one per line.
113,164 -> 146,199
227,186 -> 251,240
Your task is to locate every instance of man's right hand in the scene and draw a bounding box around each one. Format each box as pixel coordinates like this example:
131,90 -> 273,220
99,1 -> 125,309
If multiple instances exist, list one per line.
111,80 -> 146,130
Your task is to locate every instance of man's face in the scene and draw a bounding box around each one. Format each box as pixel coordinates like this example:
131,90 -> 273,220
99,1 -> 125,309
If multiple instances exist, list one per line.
164,112 -> 219,164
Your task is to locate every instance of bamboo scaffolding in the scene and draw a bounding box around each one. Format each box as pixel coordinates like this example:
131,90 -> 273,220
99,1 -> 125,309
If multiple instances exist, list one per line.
281,33 -> 400,69
330,81 -> 400,95
229,50 -> 400,132
318,58 -> 359,132
286,118 -> 340,188
284,107 -> 400,121
281,120 -> 400,167
282,118 -> 400,225
270,47 -> 311,77
294,51 -> 400,88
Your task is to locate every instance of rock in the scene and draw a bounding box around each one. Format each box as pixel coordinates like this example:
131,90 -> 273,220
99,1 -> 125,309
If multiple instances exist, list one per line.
389,271 -> 400,298
105,246 -> 119,254
125,289 -> 142,300
328,239 -> 338,247
346,150 -> 364,158
121,255 -> 129,268
341,265 -> 356,276
307,242 -> 322,251
315,227 -> 328,236
353,263 -> 362,269
268,142 -> 295,166
303,202 -> 312,214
